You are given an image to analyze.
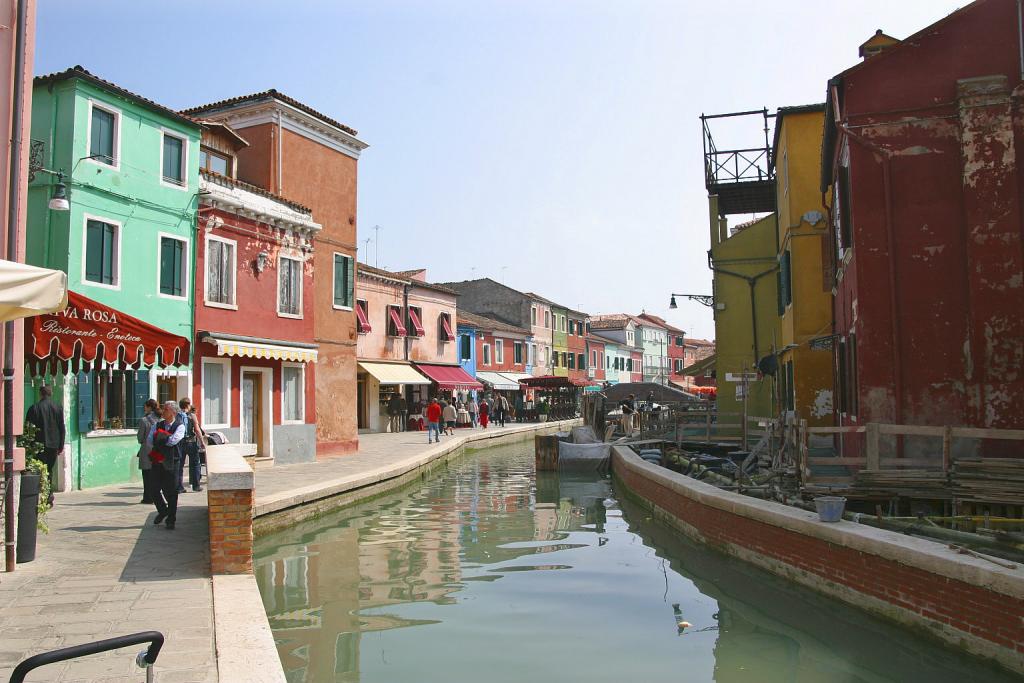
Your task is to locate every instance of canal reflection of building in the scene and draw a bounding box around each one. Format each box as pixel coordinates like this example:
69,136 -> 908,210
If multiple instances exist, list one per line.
255,462 -> 612,682
617,496 -> 1020,683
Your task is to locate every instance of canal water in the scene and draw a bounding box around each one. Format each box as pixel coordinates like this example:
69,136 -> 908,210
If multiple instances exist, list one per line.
255,441 -> 1020,683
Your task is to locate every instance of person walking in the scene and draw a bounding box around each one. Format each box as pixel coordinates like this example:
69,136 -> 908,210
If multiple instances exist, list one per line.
479,399 -> 490,429
426,398 -> 443,444
442,400 -> 457,436
387,393 -> 403,433
25,385 -> 65,506
620,393 -> 636,436
135,399 -> 161,505
178,398 -> 205,492
398,395 -> 409,432
467,396 -> 478,427
147,401 -> 186,529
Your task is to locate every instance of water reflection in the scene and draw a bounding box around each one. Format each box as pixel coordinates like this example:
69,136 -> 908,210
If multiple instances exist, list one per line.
255,443 -> 1021,683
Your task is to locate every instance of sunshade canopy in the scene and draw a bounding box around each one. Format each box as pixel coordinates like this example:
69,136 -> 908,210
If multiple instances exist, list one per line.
0,259 -> 67,322
476,371 -> 520,391
201,332 -> 318,363
414,363 -> 483,391
28,290 -> 189,374
519,375 -> 595,389
358,361 -> 431,385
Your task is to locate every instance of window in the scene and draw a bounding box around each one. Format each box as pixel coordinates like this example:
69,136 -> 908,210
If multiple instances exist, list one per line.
560,316 -> 566,332
528,343 -> 536,366
568,353 -> 575,370
84,217 -> 119,287
495,339 -> 504,364
161,131 -> 187,187
626,358 -> 633,372
568,320 -> 574,336
544,310 -> 550,328
482,343 -> 491,366
561,352 -> 568,367
514,342 -> 523,364
278,256 -> 302,317
387,305 -> 407,337
439,313 -> 455,342
780,250 -> 792,308
785,360 -> 795,412
206,236 -> 236,306
89,102 -> 118,167
282,364 -> 304,422
199,146 -> 231,176
578,353 -> 585,370
158,235 -> 186,297
551,351 -> 558,368
355,299 -> 371,334
592,350 -> 597,367
202,359 -> 229,427
333,253 -> 354,309
459,334 -> 472,361
531,306 -> 537,325
406,306 -> 425,337
676,336 -> 685,346
836,161 -> 853,253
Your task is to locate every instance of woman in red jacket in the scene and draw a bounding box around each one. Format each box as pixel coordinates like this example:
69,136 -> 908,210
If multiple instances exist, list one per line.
479,399 -> 490,429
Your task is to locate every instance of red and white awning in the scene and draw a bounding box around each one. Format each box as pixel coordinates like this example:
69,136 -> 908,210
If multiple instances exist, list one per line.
414,363 -> 482,391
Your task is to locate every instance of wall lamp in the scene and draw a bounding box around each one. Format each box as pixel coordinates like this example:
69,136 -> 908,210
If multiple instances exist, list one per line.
30,149 -> 113,212
255,251 -> 269,273
669,293 -> 716,309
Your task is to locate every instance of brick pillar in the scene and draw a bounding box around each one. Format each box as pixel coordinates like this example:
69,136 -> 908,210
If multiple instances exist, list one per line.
208,488 -> 254,574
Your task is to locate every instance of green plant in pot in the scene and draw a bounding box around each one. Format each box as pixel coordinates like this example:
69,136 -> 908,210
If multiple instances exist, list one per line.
537,401 -> 550,422
17,422 -> 51,533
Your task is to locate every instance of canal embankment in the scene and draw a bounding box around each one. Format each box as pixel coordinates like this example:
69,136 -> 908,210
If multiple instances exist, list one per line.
611,444 -> 1024,675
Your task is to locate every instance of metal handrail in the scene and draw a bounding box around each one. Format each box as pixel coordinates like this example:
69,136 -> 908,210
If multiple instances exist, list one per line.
9,631 -> 164,683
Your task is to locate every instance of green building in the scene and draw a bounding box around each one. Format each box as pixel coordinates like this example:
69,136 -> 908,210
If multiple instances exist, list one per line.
550,304 -> 568,377
25,67 -> 200,489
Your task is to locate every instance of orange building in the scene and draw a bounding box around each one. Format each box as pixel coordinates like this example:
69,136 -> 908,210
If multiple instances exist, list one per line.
184,91 -> 368,457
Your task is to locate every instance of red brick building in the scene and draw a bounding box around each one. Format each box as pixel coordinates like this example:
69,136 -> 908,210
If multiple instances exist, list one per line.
587,335 -> 605,382
185,91 -> 367,457
193,123 -> 320,464
822,0 -> 1024,456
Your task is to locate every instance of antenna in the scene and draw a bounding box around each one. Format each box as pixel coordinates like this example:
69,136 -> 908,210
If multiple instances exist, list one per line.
373,225 -> 382,269
362,237 -> 372,264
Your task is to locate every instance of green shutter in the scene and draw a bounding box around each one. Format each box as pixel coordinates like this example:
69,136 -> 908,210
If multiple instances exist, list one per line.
77,372 -> 94,433
133,369 -> 150,426
159,238 -> 183,296
85,221 -> 103,283
346,256 -> 354,307
163,135 -> 183,183
90,107 -> 114,162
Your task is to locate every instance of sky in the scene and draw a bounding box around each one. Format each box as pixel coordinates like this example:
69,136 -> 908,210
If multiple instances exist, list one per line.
35,0 -> 967,339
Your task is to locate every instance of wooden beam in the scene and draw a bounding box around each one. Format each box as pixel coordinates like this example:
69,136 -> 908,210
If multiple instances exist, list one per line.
865,422 -> 880,471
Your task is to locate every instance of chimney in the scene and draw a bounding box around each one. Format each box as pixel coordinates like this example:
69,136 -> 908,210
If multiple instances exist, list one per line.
858,29 -> 900,60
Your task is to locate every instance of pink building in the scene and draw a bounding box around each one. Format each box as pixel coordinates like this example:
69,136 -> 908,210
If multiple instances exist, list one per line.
355,266 -> 475,432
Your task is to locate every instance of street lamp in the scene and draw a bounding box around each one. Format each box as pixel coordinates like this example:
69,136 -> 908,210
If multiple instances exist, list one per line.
47,172 -> 69,211
669,293 -> 715,309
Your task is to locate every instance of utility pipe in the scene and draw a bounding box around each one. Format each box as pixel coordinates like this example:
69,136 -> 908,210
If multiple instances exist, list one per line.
4,0 -> 28,573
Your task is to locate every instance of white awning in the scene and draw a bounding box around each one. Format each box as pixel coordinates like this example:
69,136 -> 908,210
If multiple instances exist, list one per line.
499,372 -> 532,384
0,259 -> 67,322
476,371 -> 520,391
204,334 -> 318,363
358,361 -> 431,385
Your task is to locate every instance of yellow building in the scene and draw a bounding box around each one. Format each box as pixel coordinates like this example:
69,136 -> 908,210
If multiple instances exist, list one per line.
708,205 -> 779,424
771,105 -> 834,427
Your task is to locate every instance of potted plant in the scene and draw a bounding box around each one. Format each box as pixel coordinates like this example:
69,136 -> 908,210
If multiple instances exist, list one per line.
537,401 -> 550,423
15,423 -> 52,563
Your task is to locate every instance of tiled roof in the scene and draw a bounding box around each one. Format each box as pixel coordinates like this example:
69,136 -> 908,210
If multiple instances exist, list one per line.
686,338 -> 715,347
524,291 -> 565,308
356,263 -> 456,295
589,314 -> 631,330
637,312 -> 685,334
457,310 -> 530,336
200,169 -> 312,215
35,65 -> 199,128
182,89 -> 359,137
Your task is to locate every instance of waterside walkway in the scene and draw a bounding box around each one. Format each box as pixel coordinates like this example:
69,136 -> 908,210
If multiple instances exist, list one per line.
0,419 -> 575,682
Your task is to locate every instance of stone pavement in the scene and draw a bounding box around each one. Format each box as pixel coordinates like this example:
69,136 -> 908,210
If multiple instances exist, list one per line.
0,484 -> 216,683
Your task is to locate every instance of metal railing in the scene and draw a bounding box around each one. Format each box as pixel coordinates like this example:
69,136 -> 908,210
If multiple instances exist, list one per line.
9,631 -> 163,683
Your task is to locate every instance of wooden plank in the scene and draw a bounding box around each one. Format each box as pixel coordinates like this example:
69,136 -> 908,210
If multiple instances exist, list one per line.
865,423 -> 880,471
878,423 -> 945,437
942,425 -> 952,472
806,426 -> 866,435
807,457 -> 866,465
951,427 -> 1024,440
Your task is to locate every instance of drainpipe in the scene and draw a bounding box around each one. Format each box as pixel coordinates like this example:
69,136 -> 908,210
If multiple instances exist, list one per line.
1019,0 -> 1024,82
5,0 -> 28,573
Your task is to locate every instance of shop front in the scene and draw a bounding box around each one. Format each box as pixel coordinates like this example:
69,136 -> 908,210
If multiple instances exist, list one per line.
25,291 -> 190,490
519,375 -> 595,421
412,363 -> 482,412
356,360 -> 431,433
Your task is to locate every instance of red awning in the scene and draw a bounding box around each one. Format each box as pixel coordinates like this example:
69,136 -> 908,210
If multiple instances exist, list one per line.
388,307 -> 407,336
27,290 -> 190,374
355,302 -> 371,334
519,375 -> 595,389
440,315 -> 454,341
414,363 -> 482,391
408,307 -> 425,337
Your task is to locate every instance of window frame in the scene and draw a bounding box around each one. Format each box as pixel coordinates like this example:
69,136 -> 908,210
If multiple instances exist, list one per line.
159,128 -> 190,191
156,232 -> 189,300
199,145 -> 232,176
531,306 -> 537,326
280,362 -> 306,424
459,333 -> 472,361
544,310 -> 550,328
201,357 -> 231,429
438,312 -> 455,342
386,304 -> 406,337
332,252 -> 354,310
494,339 -> 504,364
81,213 -> 122,290
514,341 -> 523,365
355,299 -> 371,334
204,234 -> 237,309
482,343 -> 491,366
86,100 -> 121,170
277,254 -> 304,319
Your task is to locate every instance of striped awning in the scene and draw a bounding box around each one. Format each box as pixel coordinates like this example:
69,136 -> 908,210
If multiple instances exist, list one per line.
358,361 -> 431,385
201,333 -> 318,363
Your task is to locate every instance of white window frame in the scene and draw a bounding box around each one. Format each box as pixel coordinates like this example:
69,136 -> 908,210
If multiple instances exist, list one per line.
482,343 -> 491,366
277,254 -> 304,319
159,128 -> 190,191
204,234 -> 238,310
80,213 -> 122,291
86,99 -> 121,171
514,341 -> 523,365
280,362 -> 306,424
544,310 -> 550,328
332,251 -> 354,311
156,232 -> 189,301
531,306 -> 537,325
495,339 -> 504,364
201,357 -> 231,429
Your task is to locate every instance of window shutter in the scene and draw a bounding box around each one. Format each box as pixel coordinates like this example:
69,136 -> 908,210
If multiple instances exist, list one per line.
333,255 -> 343,305
77,372 -> 94,433
776,271 -> 784,316
133,369 -> 149,424
346,257 -> 354,307
783,251 -> 792,307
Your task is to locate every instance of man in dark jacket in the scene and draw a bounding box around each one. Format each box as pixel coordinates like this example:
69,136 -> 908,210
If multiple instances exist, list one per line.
26,385 -> 64,506
147,400 -> 186,530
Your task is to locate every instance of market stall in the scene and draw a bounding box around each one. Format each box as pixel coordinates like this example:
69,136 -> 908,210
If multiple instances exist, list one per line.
518,375 -> 594,421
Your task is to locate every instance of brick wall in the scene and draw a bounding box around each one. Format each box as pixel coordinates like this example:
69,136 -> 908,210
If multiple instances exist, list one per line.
613,447 -> 1024,673
208,488 -> 254,574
